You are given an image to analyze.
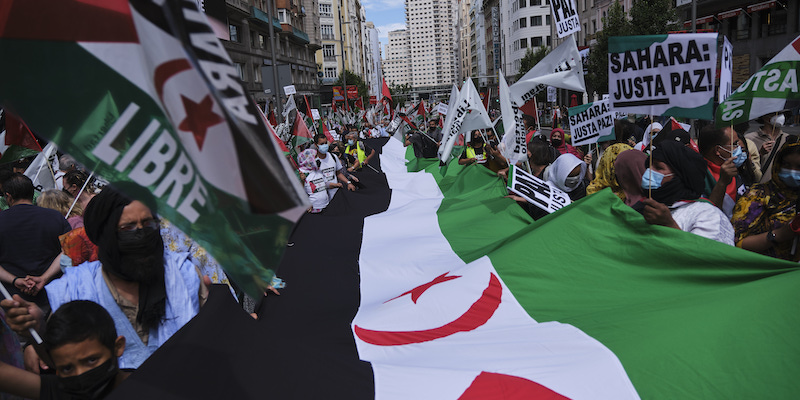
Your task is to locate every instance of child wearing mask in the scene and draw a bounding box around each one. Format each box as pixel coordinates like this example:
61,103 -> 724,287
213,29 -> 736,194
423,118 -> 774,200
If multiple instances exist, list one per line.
0,300 -> 128,400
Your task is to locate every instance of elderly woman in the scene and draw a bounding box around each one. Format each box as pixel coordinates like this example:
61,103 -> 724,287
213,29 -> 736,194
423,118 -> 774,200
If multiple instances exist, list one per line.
639,141 -> 734,245
731,140 -> 800,261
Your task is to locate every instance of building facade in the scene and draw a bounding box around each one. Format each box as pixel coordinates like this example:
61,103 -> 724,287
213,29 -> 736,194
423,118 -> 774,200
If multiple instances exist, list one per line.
406,0 -> 458,99
315,0 -> 365,87
502,0 -> 552,77
384,29 -> 412,87
363,21 -> 383,98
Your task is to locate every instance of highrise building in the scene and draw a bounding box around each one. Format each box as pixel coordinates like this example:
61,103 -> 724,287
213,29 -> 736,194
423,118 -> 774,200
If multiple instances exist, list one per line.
501,0 -> 552,77
363,22 -> 382,98
406,0 -> 458,98
384,29 -> 411,87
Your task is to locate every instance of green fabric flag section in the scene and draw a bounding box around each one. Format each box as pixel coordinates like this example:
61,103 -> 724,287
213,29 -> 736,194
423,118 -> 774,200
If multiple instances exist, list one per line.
404,149 -> 800,398
0,145 -> 40,164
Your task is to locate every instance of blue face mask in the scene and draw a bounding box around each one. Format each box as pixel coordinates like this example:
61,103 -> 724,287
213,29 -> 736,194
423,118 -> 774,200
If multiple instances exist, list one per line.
778,168 -> 800,188
347,139 -> 355,146
318,144 -> 329,154
641,168 -> 673,190
719,145 -> 747,167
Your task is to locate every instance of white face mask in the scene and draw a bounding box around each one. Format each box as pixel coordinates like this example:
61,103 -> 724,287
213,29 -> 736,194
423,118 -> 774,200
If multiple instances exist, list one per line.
564,175 -> 581,191
770,114 -> 786,128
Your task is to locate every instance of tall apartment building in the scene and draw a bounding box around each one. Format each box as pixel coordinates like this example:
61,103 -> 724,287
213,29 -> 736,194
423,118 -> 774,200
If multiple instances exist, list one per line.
222,0 -> 320,120
384,29 -> 412,87
363,22 -> 383,98
406,0 -> 458,97
315,0 -> 365,87
469,0 -> 488,87
457,0 -> 472,83
482,0 -> 502,86
501,0 -> 552,77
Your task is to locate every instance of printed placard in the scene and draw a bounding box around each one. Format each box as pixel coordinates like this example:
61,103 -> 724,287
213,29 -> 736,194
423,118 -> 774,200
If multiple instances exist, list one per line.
311,108 -> 321,120
508,165 -> 571,213
567,99 -> 616,146
437,103 -> 449,115
551,0 -> 581,38
283,85 -> 296,95
719,36 -> 733,104
608,33 -> 718,119
547,86 -> 557,102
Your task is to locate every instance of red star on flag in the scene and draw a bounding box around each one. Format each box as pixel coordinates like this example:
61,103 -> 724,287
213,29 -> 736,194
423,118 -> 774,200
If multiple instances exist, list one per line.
178,94 -> 223,150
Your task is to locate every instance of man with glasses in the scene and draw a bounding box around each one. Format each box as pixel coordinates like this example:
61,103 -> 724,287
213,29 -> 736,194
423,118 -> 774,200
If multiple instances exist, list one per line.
698,125 -> 746,218
2,184 -> 205,370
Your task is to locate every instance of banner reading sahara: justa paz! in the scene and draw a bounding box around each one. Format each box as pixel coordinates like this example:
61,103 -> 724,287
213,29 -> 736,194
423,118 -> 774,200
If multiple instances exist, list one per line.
608,33 -> 718,119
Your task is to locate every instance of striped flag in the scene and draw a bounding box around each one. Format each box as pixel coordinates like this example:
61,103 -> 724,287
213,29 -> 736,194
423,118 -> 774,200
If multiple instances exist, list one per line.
0,0 -> 308,296
717,34 -> 800,126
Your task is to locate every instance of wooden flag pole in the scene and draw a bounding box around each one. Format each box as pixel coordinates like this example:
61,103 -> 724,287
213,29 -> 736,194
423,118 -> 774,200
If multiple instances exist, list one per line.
648,114 -> 653,199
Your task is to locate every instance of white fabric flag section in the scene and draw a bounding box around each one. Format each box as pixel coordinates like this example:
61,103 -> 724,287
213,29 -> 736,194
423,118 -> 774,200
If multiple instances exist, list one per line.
507,164 -> 571,213
510,35 -> 586,105
23,142 -> 58,192
567,99 -> 616,146
551,0 -> 581,38
459,78 -> 493,133
438,79 -> 494,164
499,72 -> 528,165
716,34 -> 800,126
282,94 -> 296,118
356,139 -> 639,400
608,33 -> 718,119
719,36 -> 733,104
436,85 -> 466,164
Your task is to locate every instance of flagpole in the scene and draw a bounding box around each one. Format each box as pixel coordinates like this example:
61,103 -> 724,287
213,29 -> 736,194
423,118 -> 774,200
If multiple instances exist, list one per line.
66,170 -> 93,218
648,114 -> 653,199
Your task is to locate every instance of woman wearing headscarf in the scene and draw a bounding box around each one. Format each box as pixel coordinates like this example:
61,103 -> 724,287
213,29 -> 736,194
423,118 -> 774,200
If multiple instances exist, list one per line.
586,143 -> 632,200
633,122 -> 663,152
549,128 -> 583,158
639,141 -> 734,245
731,140 -> 800,261
42,184 -> 202,369
614,149 -> 648,207
545,153 -> 589,201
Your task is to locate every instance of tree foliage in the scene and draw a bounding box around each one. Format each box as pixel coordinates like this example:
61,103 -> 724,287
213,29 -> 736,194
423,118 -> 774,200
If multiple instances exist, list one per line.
585,0 -> 678,96
335,69 -> 369,104
390,83 -> 412,108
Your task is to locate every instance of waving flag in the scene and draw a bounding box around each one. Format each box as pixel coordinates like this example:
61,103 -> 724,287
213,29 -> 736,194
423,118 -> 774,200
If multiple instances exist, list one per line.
112,138 -> 800,399
0,0 -> 308,296
717,34 -> 800,126
0,110 -> 42,162
509,35 -> 586,105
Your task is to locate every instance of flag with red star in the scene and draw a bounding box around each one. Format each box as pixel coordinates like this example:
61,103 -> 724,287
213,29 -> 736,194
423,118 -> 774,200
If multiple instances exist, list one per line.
0,0 -> 309,297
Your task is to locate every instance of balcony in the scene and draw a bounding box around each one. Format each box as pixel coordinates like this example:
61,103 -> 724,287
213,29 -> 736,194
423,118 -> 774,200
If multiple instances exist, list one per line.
249,6 -> 282,32
281,24 -> 310,44
322,33 -> 336,40
323,55 -> 337,62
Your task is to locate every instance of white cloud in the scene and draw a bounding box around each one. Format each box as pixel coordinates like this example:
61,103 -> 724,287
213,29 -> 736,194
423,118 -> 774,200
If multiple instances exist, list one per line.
375,22 -> 407,40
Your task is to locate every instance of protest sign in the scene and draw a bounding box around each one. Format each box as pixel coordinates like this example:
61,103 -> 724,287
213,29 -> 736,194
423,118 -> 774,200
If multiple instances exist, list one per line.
719,36 -> 733,104
547,86 -> 557,102
508,165 -> 571,213
717,34 -> 800,126
283,85 -> 296,95
311,109 -> 321,120
332,86 -> 345,101
437,102 -> 449,115
550,0 -> 581,38
567,99 -> 616,146
608,33 -> 718,119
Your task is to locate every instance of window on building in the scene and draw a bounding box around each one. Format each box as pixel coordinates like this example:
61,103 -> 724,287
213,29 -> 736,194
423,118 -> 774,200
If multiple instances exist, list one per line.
319,3 -> 332,17
531,0 -> 541,4
546,35 -> 551,46
592,20 -> 597,33
253,65 -> 262,83
546,15 -> 551,25
519,0 -> 526,8
323,44 -> 336,60
321,24 -> 334,40
229,24 -> 240,42
277,9 -> 290,24
520,18 -> 527,28
765,9 -> 787,36
531,16 -> 542,26
532,36 -> 542,47
520,38 -> 528,48
735,13 -> 750,40
324,67 -> 338,79
234,62 -> 245,81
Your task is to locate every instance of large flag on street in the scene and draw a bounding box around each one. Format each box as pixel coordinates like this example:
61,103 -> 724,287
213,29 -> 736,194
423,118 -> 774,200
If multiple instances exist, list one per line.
509,35 -> 586,106
717,34 -> 800,126
0,0 -> 309,296
438,78 -> 493,165
111,137 -> 800,399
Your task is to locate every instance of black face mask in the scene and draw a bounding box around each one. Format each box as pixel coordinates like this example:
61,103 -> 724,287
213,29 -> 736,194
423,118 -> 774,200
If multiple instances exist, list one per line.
116,227 -> 164,283
551,139 -> 563,147
57,357 -> 118,400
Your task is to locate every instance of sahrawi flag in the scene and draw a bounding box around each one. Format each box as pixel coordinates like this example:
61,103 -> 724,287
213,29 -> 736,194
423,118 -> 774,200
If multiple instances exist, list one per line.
110,137 -> 800,399
0,0 -> 308,296
717,34 -> 800,126
438,78 -> 493,165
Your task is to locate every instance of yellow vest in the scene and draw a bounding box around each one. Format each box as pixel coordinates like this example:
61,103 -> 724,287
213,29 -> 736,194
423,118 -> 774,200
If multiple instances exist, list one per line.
346,142 -> 366,164
465,145 -> 488,163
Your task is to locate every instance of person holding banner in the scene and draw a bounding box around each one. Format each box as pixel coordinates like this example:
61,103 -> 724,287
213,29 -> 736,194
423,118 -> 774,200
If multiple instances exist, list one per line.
459,134 -> 503,170
639,141 -> 734,245
545,154 -> 589,201
731,140 -> 800,262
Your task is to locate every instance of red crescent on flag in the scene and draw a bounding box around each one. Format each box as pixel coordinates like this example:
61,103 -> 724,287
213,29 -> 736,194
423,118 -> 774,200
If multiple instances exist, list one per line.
354,273 -> 502,346
154,59 -> 192,103
458,372 -> 570,400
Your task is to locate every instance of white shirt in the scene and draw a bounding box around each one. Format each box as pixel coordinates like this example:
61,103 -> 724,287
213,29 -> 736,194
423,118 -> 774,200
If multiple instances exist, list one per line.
304,170 -> 330,212
317,153 -> 343,198
670,201 -> 734,245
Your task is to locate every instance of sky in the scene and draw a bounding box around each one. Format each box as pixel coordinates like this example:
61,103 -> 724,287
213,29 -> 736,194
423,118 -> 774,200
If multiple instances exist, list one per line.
361,0 -> 407,57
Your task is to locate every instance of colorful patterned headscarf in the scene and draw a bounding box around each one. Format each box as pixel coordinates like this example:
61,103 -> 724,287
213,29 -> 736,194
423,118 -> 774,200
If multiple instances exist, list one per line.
587,143 -> 632,200
298,149 -> 319,174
